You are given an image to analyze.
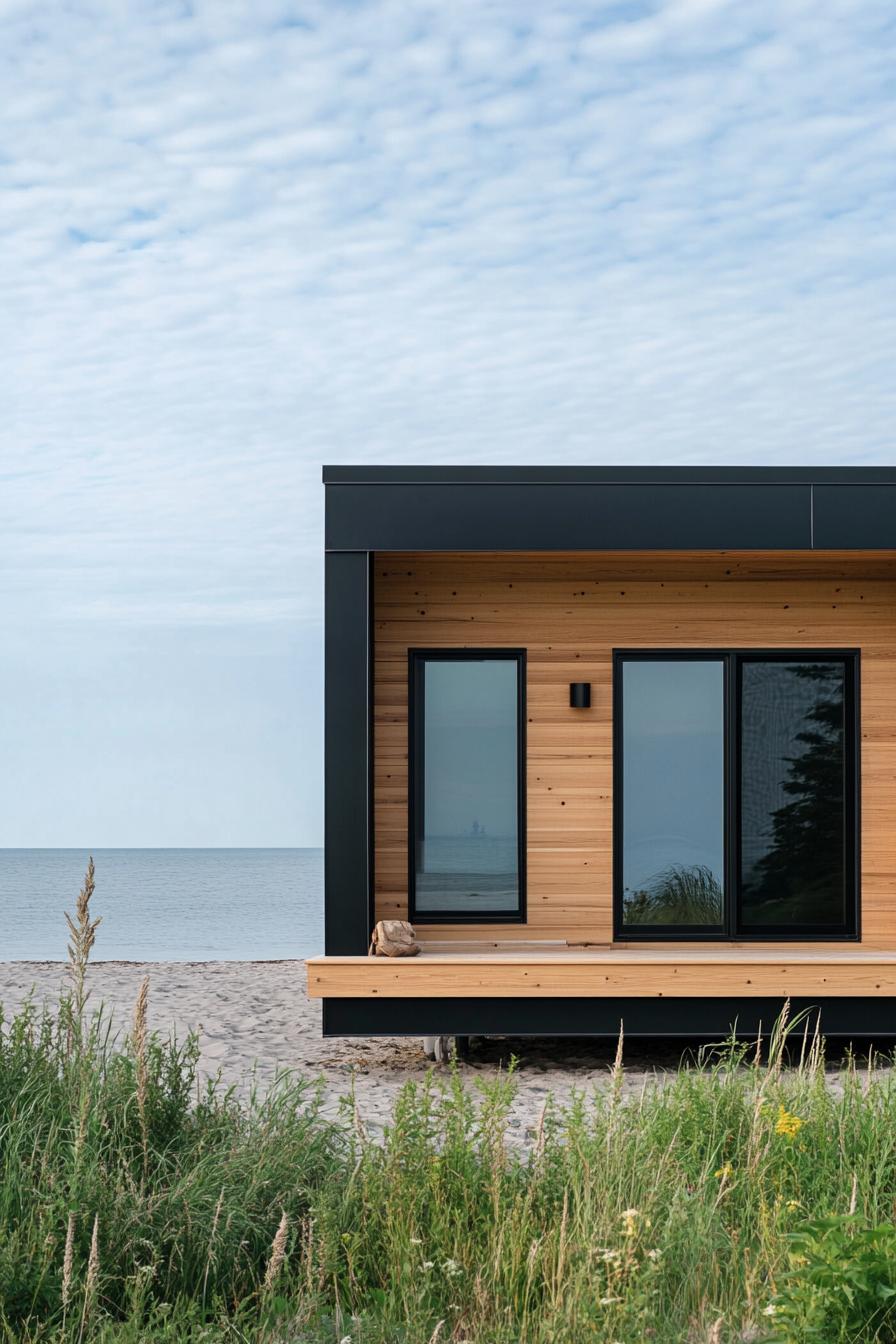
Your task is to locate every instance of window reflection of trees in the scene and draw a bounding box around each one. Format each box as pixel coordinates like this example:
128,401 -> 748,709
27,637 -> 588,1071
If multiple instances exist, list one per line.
742,663 -> 846,926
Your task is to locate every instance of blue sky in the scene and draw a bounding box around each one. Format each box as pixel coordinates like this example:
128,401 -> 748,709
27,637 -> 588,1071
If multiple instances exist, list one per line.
2,0 -> 895,845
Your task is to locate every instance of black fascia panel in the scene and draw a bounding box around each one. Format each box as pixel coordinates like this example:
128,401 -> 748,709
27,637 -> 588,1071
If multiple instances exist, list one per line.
323,466 -> 896,486
325,482 -> 811,552
322,995 -> 896,1038
813,485 -> 896,549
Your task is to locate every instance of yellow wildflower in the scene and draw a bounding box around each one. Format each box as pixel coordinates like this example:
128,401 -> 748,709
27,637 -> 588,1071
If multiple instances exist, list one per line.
620,1208 -> 649,1237
715,1163 -> 733,1180
774,1105 -> 803,1140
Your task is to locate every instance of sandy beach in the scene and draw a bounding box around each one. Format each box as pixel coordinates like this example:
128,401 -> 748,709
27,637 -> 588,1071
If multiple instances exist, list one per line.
0,959 -> 700,1135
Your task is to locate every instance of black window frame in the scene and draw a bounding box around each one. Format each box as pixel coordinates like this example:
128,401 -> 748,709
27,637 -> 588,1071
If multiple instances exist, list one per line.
408,648 -> 527,924
612,648 -> 860,942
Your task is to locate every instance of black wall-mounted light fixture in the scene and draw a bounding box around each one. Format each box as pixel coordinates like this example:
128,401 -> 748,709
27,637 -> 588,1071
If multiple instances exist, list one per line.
569,682 -> 591,709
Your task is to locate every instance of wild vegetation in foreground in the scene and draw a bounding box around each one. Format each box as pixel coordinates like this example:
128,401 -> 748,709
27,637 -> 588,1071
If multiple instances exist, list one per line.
3,865 -> 896,1343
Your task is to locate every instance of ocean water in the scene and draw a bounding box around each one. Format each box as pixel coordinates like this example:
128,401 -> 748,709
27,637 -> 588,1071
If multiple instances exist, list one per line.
416,835 -> 519,912
0,849 -> 323,961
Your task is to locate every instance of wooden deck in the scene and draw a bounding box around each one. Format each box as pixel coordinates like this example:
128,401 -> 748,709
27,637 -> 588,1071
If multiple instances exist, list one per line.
306,945 -> 896,999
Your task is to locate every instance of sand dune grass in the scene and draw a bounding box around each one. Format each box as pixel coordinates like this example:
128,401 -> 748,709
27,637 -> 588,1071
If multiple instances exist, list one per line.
3,864 -> 896,1342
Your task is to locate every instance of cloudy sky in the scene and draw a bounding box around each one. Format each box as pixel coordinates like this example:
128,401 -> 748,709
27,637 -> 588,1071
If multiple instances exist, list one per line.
2,0 -> 895,845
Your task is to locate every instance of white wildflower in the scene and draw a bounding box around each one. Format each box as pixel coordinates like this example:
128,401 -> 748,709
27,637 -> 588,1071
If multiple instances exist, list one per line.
422,1260 -> 435,1271
763,1304 -> 778,1317
443,1257 -> 462,1277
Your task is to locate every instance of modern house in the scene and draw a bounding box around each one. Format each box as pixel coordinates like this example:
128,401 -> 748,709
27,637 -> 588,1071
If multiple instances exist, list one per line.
307,466 -> 896,1042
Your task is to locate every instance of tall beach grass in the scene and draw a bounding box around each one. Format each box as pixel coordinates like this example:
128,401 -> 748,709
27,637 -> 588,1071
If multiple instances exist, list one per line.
2,861 -> 896,1342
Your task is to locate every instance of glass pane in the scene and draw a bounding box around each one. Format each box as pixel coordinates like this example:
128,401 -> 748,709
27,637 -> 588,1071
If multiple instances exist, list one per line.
415,658 -> 520,914
740,660 -> 848,929
621,660 -> 725,930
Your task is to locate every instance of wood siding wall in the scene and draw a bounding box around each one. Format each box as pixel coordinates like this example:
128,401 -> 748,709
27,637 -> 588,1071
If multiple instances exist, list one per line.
373,552 -> 896,949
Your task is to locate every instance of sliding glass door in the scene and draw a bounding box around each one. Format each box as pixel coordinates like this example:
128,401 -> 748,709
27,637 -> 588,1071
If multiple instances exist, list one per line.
738,657 -> 852,933
614,650 -> 858,940
619,657 -> 726,934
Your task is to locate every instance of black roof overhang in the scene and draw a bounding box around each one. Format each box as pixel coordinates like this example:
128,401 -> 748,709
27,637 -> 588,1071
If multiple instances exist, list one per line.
323,466 -> 896,552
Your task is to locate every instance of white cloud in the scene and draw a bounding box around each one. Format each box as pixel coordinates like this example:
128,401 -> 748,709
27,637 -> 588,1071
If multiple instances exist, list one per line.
0,0 -> 895,837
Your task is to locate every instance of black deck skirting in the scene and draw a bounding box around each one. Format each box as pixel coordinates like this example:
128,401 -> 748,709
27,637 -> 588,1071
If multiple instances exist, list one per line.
322,996 -> 896,1039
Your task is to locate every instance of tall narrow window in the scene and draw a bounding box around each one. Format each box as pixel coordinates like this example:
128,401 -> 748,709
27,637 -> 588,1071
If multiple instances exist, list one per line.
614,651 -> 858,940
409,650 -> 525,921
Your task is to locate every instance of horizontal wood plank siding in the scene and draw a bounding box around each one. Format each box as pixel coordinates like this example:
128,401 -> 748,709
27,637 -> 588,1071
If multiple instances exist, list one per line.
373,551 -> 896,949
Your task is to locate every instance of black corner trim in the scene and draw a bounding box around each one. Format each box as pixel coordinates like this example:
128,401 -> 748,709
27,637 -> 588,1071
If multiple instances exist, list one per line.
324,551 -> 374,954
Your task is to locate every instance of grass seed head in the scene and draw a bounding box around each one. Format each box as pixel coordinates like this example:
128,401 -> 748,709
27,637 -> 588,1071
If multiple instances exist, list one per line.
263,1211 -> 288,1291
66,856 -> 101,1019
61,1211 -> 76,1312
78,1214 -> 100,1343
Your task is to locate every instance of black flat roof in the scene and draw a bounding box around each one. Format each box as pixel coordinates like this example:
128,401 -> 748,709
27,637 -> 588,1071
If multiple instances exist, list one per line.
323,465 -> 896,485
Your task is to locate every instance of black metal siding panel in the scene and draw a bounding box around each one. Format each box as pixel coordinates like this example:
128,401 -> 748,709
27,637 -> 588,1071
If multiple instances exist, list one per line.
322,996 -> 896,1038
324,551 -> 373,955
326,483 -> 812,552
813,485 -> 896,549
